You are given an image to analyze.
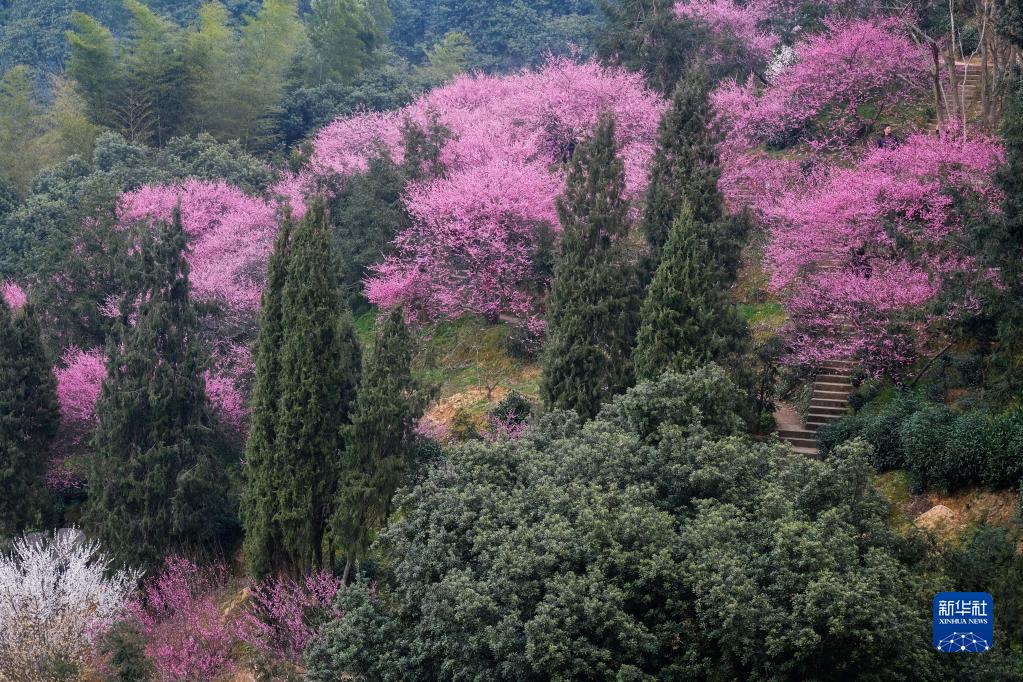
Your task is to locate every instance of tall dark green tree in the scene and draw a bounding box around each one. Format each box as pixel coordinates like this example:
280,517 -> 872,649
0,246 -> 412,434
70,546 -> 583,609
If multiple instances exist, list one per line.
274,198 -> 361,574
541,112 -> 640,420
86,210 -> 231,569
595,0 -> 705,95
240,214 -> 293,578
635,203 -> 747,380
334,306 -> 427,580
640,64 -> 749,286
978,72 -> 1023,399
0,295 -> 59,536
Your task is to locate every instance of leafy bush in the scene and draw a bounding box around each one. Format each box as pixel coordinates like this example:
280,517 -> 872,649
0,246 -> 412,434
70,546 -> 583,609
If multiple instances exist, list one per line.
899,405 -> 960,488
817,414 -> 866,458
860,393 -> 922,470
305,370 -> 936,681
983,410 -> 1023,489
824,397 -> 1023,492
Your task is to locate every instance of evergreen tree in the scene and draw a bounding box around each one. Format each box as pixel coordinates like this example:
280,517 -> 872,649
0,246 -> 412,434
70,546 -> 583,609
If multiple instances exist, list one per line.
977,72 -> 1023,399
640,65 -> 749,286
86,210 -> 231,569
0,297 -> 59,536
274,198 -> 361,574
240,214 -> 293,578
595,0 -> 705,95
334,306 -> 426,580
541,112 -> 640,420
635,203 -> 747,380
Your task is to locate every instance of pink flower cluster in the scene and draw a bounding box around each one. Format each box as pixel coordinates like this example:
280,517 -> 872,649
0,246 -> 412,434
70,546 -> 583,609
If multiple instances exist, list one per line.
117,180 -> 279,315
129,558 -> 340,677
2,280 -> 27,310
674,0 -> 778,72
303,57 -> 666,321
712,18 -> 930,151
131,557 -> 238,681
239,571 -> 340,662
765,131 -> 1004,371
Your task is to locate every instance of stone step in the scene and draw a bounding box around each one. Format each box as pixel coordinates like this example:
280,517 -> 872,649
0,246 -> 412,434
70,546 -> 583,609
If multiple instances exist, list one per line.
814,382 -> 853,393
808,405 -> 849,416
816,374 -> 852,384
807,414 -> 843,428
811,397 -> 849,408
814,390 -> 852,402
791,445 -> 820,456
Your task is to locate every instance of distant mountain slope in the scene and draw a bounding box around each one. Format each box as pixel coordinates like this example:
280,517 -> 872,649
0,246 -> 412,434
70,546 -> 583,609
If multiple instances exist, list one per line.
0,0 -> 259,77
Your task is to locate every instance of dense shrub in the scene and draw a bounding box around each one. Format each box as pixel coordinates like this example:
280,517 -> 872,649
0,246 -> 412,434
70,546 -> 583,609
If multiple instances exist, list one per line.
860,393 -> 922,470
984,410 -> 1023,489
817,414 -> 867,458
821,396 -> 1023,492
305,369 -> 938,681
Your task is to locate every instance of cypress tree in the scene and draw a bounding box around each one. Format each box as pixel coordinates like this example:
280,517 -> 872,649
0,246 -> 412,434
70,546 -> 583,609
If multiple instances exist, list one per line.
640,64 -> 749,286
976,73 -> 1023,398
240,213 -> 293,577
86,210 -> 230,569
635,202 -> 747,380
334,306 -> 426,581
274,198 -> 361,574
0,296 -> 59,536
541,112 -> 640,420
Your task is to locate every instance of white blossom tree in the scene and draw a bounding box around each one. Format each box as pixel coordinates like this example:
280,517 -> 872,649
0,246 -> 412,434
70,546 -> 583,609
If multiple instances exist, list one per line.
0,530 -> 140,679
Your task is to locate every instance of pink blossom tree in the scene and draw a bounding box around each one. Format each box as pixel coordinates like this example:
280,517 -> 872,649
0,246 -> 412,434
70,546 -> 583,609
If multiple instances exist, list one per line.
674,0 -> 778,74
712,18 -> 931,151
239,571 -> 340,664
1,281 -> 27,310
117,179 -> 279,316
131,557 -> 239,682
303,58 -> 666,321
764,131 -> 1005,373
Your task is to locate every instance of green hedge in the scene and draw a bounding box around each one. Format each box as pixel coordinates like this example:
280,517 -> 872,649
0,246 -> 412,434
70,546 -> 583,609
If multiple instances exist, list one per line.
818,394 -> 1023,492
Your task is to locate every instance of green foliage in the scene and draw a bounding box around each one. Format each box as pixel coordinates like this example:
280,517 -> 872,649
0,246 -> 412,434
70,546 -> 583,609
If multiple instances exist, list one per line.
635,203 -> 747,380
595,0 -> 706,95
641,64 -> 748,286
489,390 -> 533,424
597,364 -> 746,444
0,132 -> 271,348
305,371 -> 936,681
85,210 -> 235,569
997,0 -> 1023,48
305,0 -> 391,84
389,0 -> 596,72
272,198 -> 361,573
0,298 -> 60,536
944,524 -> 1023,647
820,394 -> 1023,493
334,306 -> 427,564
100,621 -> 155,682
541,113 -> 640,420
241,214 -> 293,577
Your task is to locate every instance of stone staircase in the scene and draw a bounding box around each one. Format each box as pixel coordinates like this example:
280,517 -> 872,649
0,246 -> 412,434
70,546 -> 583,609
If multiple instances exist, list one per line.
777,359 -> 854,456
927,60 -> 984,131
776,257 -> 855,456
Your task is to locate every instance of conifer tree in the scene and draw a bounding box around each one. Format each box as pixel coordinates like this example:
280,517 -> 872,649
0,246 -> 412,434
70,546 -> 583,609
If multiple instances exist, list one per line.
635,203 -> 747,380
274,198 -> 361,574
0,297 -> 59,536
241,214 -> 293,577
640,64 -> 748,285
86,210 -> 230,569
541,112 -> 640,420
334,306 -> 426,581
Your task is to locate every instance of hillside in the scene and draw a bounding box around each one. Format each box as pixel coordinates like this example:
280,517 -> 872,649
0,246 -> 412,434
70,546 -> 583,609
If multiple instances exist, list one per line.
1,0 -> 1023,679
